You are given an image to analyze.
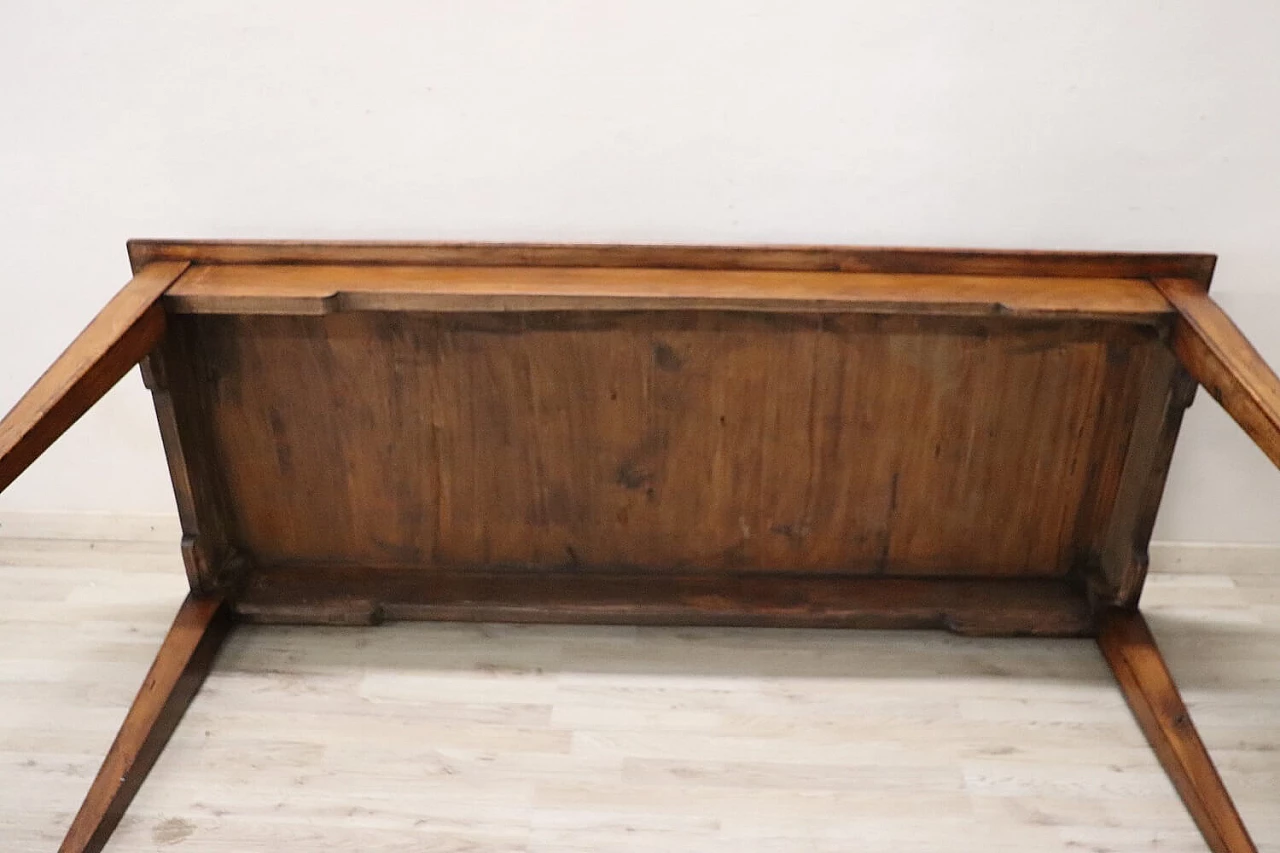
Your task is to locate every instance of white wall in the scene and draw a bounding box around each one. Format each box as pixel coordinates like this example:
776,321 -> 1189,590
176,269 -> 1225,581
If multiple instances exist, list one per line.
1,1 -> 1278,543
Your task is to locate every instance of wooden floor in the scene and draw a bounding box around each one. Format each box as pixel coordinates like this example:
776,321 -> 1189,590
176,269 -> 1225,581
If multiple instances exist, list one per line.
1,537 -> 1277,851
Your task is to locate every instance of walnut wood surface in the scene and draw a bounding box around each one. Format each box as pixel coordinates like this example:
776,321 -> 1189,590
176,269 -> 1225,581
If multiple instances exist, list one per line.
1093,348 -> 1196,606
138,246 -> 1215,619
140,337 -> 241,595
1157,277 -> 1280,469
1098,609 -> 1257,853
236,566 -> 1095,636
168,311 -> 1171,590
0,262 -> 189,493
127,239 -> 1217,286
58,594 -> 231,853
164,264 -> 1174,320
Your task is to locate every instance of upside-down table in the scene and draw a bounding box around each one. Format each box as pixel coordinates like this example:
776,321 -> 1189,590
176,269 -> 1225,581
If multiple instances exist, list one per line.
1,241 -> 1276,852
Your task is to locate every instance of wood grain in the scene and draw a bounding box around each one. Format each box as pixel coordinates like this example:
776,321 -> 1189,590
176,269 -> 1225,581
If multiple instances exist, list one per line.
127,239 -> 1217,285
0,262 -> 189,493
235,566 -> 1095,636
140,335 -> 241,595
164,264 -> 1174,321
1097,608 -> 1258,853
174,311 -> 1168,588
1089,345 -> 1194,605
134,244 -> 1211,620
58,593 -> 231,853
1156,277 -> 1280,469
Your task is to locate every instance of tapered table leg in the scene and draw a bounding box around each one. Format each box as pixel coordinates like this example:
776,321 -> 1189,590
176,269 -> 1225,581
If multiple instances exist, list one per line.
1097,608 -> 1256,853
59,594 -> 232,853
0,261 -> 189,494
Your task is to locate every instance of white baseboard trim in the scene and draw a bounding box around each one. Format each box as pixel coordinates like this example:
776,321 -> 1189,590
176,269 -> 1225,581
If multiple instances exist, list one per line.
0,511 -> 182,543
1148,541 -> 1279,574
0,511 -> 1275,570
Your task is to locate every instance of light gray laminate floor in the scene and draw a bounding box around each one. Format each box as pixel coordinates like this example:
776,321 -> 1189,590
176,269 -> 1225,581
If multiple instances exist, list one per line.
0,537 -> 1276,851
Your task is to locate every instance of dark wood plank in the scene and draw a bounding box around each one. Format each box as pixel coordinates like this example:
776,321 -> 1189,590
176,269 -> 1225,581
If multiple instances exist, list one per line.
127,239 -> 1217,285
1156,277 -> 1280,469
1086,343 -> 1195,605
140,323 -> 243,595
163,263 -> 1174,321
1094,360 -> 1197,606
1071,330 -> 1167,600
1097,609 -> 1257,853
0,261 -> 190,493
185,312 -> 1163,581
59,594 -> 232,853
235,566 -> 1095,636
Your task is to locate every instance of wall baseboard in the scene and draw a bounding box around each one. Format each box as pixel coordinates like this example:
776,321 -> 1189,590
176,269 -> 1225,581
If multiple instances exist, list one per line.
0,511 -> 181,543
0,511 -> 1275,571
1148,541 -> 1278,574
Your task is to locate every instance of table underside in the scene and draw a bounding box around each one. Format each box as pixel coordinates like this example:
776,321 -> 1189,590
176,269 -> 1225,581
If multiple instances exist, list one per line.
7,241 -> 1267,852
147,293 -> 1190,634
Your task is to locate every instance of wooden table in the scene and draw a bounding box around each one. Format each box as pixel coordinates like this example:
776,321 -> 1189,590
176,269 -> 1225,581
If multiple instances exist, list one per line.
1,241 -> 1275,853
